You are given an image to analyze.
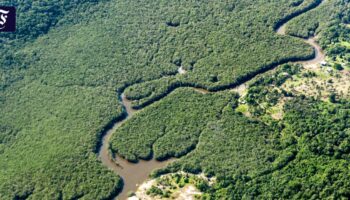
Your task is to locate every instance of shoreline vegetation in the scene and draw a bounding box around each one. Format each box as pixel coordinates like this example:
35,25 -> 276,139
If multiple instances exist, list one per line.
121,0 -> 333,110
102,1 -> 329,199
1,0 -> 348,199
94,0 -> 327,161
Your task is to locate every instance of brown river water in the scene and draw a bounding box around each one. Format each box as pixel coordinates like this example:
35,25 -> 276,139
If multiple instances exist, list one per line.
98,2 -> 325,199
276,24 -> 325,66
99,95 -> 174,200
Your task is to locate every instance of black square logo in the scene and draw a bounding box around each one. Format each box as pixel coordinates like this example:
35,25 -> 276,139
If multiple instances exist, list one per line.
0,6 -> 16,32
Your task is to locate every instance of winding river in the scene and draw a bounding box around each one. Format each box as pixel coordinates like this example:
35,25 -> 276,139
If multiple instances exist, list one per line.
99,95 -> 175,200
98,2 -> 325,199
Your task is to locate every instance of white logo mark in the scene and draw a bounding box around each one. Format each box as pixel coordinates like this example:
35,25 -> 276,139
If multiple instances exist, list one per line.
0,9 -> 10,30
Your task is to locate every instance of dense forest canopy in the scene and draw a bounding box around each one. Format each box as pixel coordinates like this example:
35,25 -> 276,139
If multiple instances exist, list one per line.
114,66 -> 350,199
0,0 -> 349,199
111,88 -> 238,162
2,0 -> 318,91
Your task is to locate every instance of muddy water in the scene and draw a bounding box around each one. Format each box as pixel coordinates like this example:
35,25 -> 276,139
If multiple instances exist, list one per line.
303,38 -> 326,65
276,21 -> 325,66
99,2 -> 325,200
99,95 -> 173,200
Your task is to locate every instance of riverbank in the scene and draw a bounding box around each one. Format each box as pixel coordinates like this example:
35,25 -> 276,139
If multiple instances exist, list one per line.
97,1 -> 325,199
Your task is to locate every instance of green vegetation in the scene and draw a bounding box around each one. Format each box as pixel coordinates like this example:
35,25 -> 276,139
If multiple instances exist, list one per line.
0,82 -> 123,199
116,59 -> 350,199
117,0 -> 323,107
287,0 -> 350,65
120,1 -> 350,199
121,63 -> 346,200
281,63 -> 350,103
124,64 -> 300,110
214,99 -> 350,199
286,0 -> 349,38
124,76 -> 180,109
244,64 -> 300,116
0,1 -> 105,43
147,185 -> 165,197
111,88 -> 238,162
149,97 -> 350,199
1,0 -> 348,199
162,107 -> 278,177
333,63 -> 344,70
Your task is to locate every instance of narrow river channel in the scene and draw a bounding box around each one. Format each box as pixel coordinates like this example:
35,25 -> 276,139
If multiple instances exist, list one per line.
98,1 -> 325,199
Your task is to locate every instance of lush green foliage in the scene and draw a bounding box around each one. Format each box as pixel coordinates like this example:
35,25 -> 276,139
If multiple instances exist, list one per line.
150,97 -> 350,199
286,0 -> 350,39
124,64 -> 300,110
0,0 -> 344,199
0,81 -> 123,199
123,61 -> 350,199
162,108 -> 278,178
286,0 -> 350,71
114,61 -> 350,199
286,0 -> 341,37
124,76 -> 180,109
208,99 -> 350,199
0,0 -> 103,43
0,1 -> 132,199
118,0 -> 320,100
111,88 -> 238,162
244,64 -> 300,116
